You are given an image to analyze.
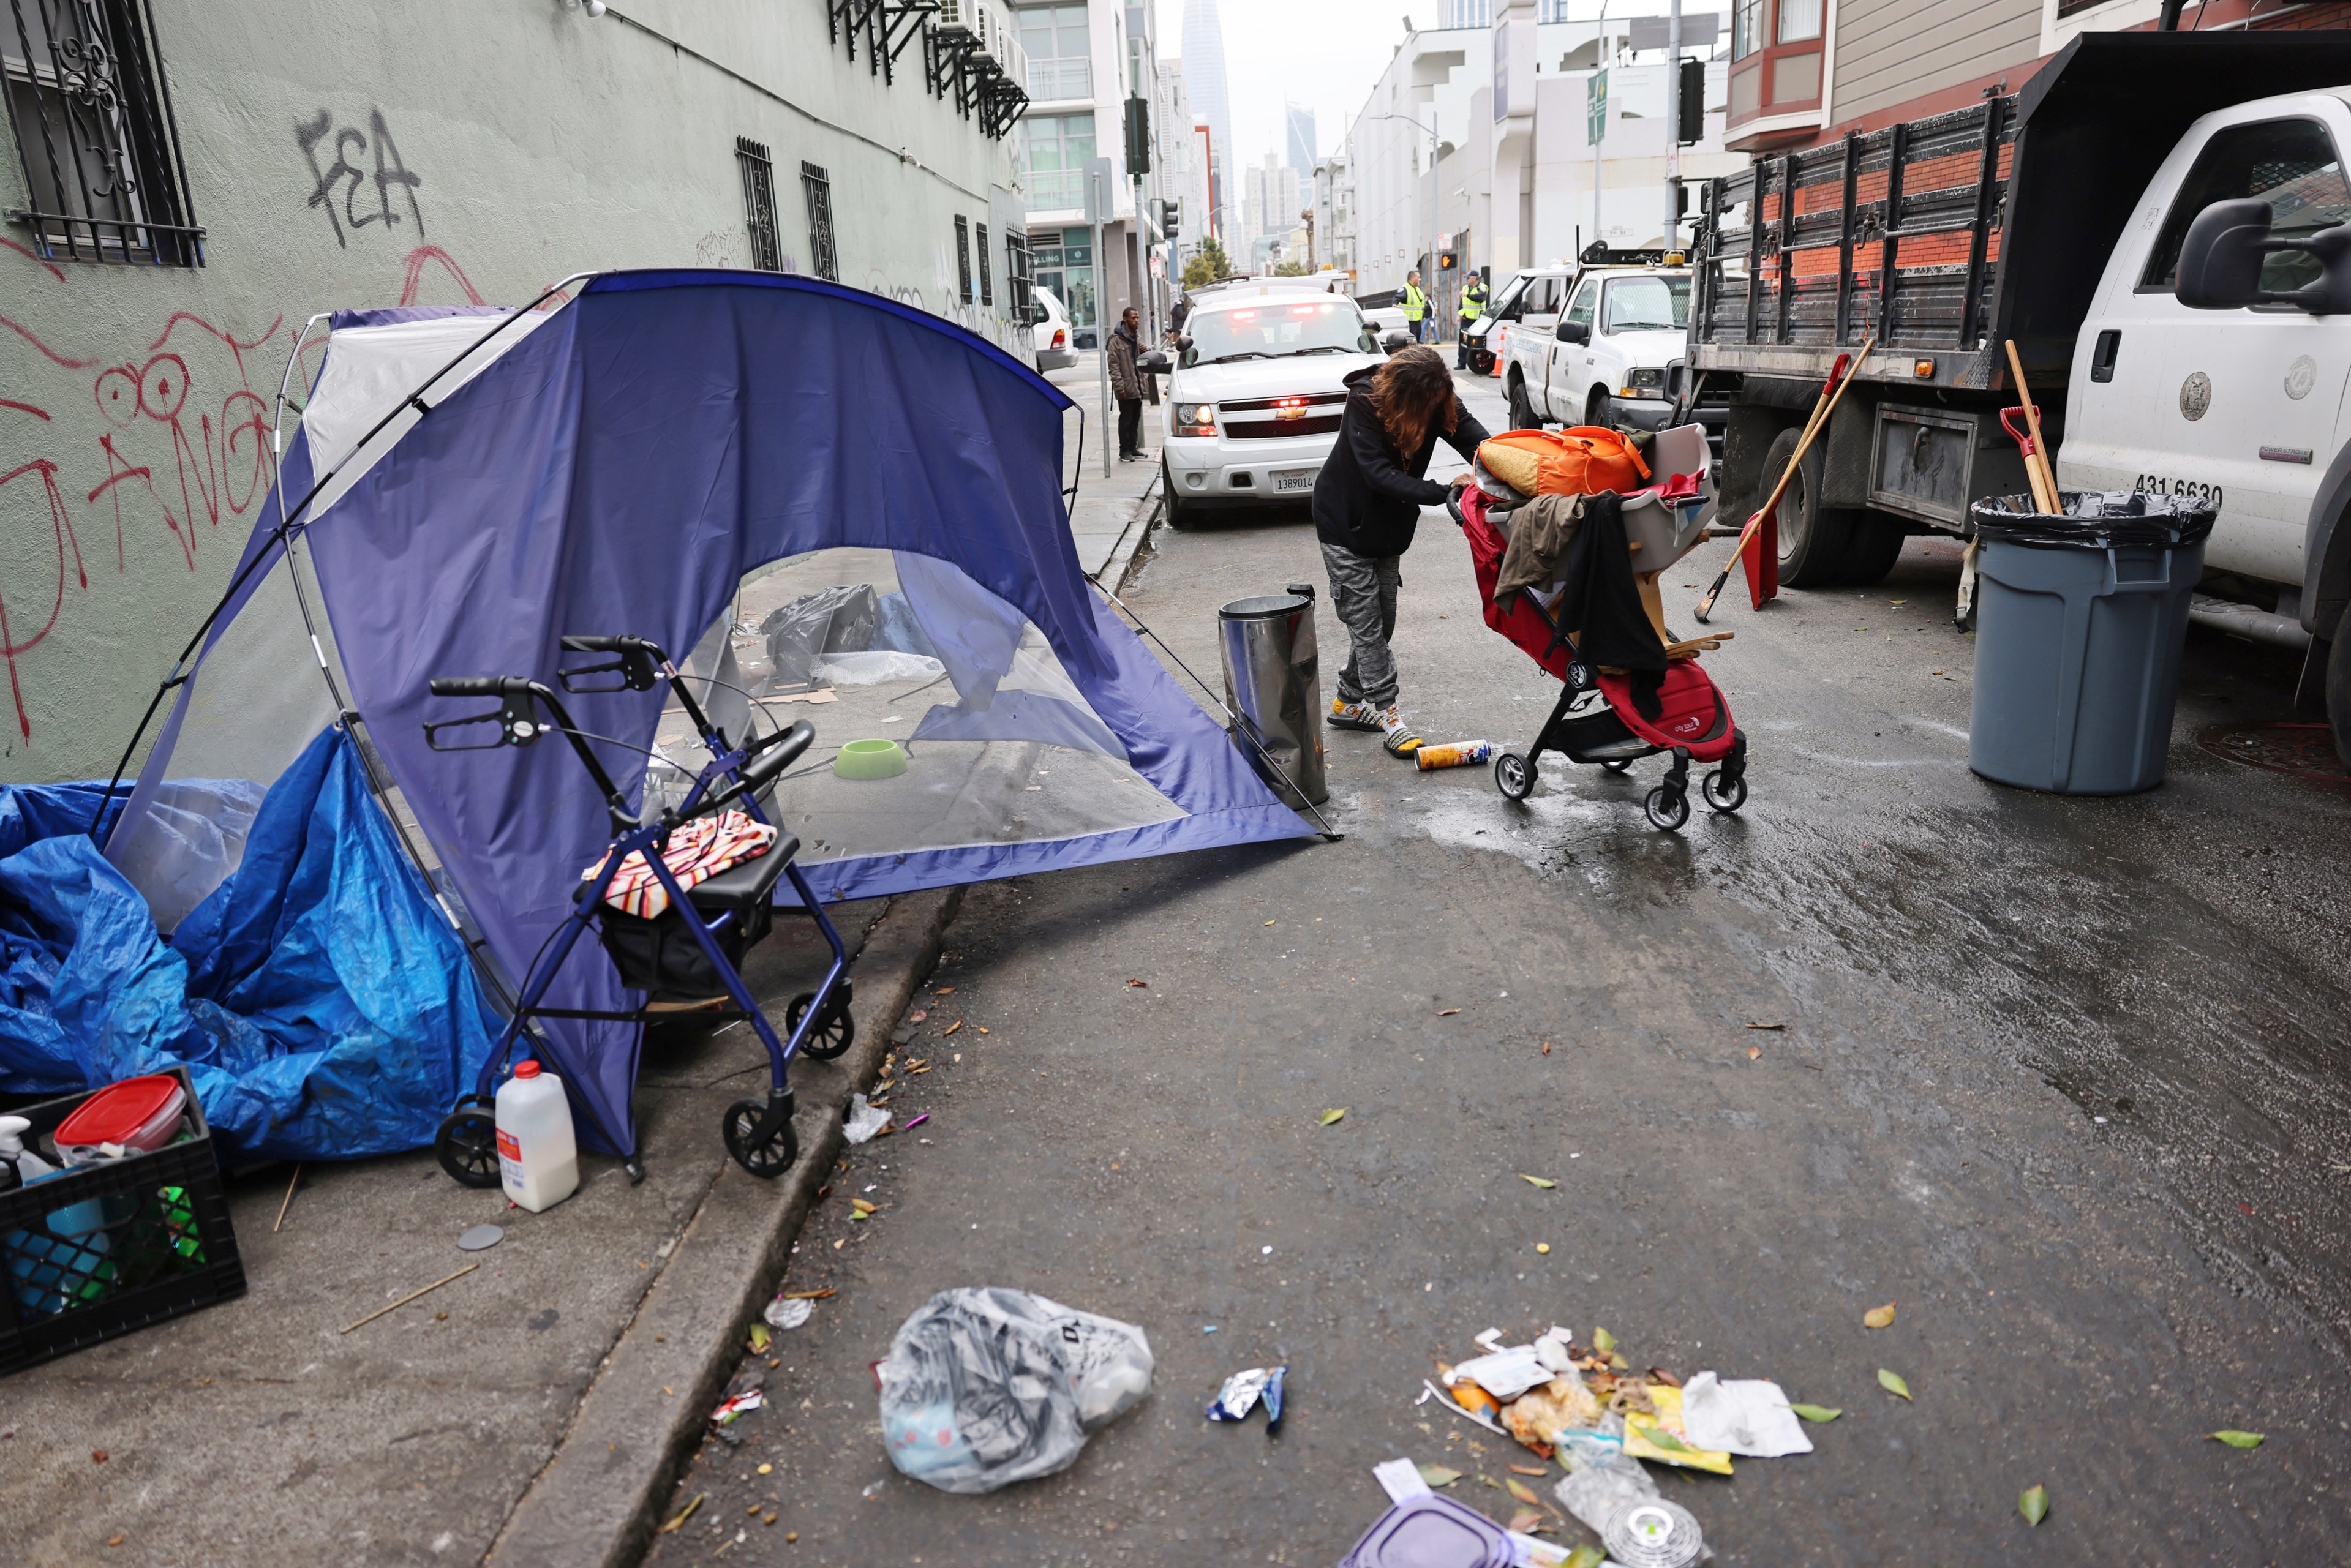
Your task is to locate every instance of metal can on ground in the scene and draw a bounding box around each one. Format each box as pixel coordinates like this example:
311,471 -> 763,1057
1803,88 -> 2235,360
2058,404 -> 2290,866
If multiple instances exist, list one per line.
1414,740 -> 1493,771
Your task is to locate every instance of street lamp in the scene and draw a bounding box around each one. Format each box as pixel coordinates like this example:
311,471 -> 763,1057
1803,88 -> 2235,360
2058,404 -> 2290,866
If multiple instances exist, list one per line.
1372,112 -> 1440,342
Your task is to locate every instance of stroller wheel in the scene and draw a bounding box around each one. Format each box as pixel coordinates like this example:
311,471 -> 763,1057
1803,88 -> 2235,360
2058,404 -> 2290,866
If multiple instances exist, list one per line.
435,1104 -> 503,1189
722,1098 -> 800,1177
1702,769 -> 1748,813
1644,784 -> 1690,833
1601,759 -> 1633,775
787,989 -> 856,1060
1494,751 -> 1536,800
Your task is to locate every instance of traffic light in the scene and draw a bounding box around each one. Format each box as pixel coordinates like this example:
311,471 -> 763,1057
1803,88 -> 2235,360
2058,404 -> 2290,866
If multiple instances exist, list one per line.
1159,198 -> 1181,238
1437,249 -> 1459,271
1124,96 -> 1151,176
1677,58 -> 1705,146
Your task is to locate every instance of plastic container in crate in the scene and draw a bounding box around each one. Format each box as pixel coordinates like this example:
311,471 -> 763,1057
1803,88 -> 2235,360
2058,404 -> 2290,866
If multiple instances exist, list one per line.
1,1065 -> 244,1376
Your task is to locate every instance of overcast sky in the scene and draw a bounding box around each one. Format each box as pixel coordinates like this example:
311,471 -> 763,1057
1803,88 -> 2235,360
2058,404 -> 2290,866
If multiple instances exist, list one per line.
1153,0 -> 1401,171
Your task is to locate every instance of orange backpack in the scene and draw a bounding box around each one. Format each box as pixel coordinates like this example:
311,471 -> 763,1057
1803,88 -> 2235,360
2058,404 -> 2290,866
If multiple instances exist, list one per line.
1478,426 -> 1652,498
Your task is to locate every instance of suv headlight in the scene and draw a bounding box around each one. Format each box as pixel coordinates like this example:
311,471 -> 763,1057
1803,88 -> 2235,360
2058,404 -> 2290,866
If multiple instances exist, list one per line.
1622,367 -> 1665,394
1174,402 -> 1216,436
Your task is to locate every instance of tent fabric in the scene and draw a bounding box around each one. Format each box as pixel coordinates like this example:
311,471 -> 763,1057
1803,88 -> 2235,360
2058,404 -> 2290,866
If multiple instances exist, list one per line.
2,728 -> 499,1158
100,271 -> 1314,1161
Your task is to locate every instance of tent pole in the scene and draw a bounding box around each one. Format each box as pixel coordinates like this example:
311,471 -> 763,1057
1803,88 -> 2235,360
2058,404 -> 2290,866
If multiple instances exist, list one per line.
1088,579 -> 1344,841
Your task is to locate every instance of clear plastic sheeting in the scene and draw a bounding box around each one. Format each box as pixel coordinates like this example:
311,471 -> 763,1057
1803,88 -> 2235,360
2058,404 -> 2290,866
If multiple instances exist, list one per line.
877,1287 -> 1154,1493
653,549 -> 1183,882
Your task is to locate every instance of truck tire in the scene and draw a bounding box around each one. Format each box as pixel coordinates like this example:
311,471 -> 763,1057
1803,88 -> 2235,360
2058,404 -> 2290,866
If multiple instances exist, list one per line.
2330,613 -> 2351,771
1763,424 -> 1852,588
1586,388 -> 1611,430
1507,375 -> 1539,432
1841,514 -> 1909,585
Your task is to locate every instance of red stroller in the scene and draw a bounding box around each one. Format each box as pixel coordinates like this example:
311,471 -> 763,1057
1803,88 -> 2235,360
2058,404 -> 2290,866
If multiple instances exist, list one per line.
1449,479 -> 1748,832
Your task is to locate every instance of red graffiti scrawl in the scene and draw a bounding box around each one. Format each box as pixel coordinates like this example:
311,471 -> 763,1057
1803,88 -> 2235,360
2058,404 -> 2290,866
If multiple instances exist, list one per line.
0,459 -> 88,740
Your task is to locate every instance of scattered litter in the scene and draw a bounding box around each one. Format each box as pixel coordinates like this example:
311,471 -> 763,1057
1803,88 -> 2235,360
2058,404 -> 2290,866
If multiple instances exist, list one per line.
1127,978 -> 1149,988
1604,1497 -> 1707,1567
1416,1464 -> 1463,1488
1203,1325 -> 1219,1333
658,1493 -> 706,1532
1437,1008 -> 1461,1017
711,1389 -> 765,1425
457,1225 -> 504,1253
1449,1343 -> 1557,1401
764,1296 -> 816,1331
2210,1430 -> 2265,1449
1340,1493 -> 1511,1567
748,1324 -> 772,1354
904,1113 -> 930,1131
908,1010 -> 928,1024
942,1020 -> 963,1037
1422,1379 -> 1510,1437
274,1162 -> 303,1232
1321,1108 -> 1348,1125
1744,1022 -> 1785,1031
843,1094 -> 892,1144
339,1264 -> 478,1335
876,1288 -> 1153,1493
1877,1368 -> 1912,1401
849,1198 -> 876,1220
1372,1457 -> 1432,1502
2018,1483 -> 2050,1527
1680,1372 -> 1811,1457
1789,1403 -> 1840,1423
1519,1174 -> 1557,1189
1863,1302 -> 1896,1329
1206,1365 -> 1288,1430
1747,1046 -> 1762,1060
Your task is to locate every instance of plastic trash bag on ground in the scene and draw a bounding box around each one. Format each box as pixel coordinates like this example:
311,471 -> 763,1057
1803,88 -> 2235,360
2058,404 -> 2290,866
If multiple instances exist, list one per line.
814,651 -> 946,686
877,1287 -> 1153,1493
1679,1371 -> 1811,1457
761,584 -> 877,689
1969,490 -> 2216,551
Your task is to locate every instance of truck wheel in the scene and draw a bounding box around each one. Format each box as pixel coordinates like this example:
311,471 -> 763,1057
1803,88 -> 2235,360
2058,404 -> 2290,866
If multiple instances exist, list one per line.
1841,514 -> 1909,585
1586,388 -> 1612,430
2329,612 -> 2351,771
1507,376 -> 1538,432
1764,424 -> 1852,588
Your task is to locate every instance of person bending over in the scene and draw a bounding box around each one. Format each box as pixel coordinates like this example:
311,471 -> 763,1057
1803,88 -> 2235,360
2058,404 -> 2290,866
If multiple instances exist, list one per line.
1311,345 -> 1492,757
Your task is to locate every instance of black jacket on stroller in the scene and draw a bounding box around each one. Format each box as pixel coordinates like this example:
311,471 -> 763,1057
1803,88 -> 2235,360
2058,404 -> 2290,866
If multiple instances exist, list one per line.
1311,365 -> 1494,558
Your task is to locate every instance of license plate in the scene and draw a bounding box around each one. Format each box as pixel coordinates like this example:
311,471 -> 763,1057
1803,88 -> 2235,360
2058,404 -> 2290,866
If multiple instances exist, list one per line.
1272,468 -> 1317,493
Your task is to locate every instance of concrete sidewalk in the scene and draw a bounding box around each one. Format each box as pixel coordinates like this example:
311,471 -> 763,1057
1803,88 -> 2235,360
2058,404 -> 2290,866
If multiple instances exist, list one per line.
1047,351 -> 1163,586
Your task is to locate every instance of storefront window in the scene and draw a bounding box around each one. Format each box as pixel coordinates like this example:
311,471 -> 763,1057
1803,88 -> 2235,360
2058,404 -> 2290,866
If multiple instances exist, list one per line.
1032,227 -> 1099,348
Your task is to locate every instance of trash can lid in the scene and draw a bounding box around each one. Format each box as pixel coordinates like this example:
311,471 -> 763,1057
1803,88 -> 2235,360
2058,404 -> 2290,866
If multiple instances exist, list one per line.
1970,489 -> 2216,550
1220,593 -> 1311,620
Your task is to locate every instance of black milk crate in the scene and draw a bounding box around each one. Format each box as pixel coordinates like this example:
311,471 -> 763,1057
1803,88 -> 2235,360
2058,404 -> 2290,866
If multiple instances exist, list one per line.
1,1065 -> 245,1376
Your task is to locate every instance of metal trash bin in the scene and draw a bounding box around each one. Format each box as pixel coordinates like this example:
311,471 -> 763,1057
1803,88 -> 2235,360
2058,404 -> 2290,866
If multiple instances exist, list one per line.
1218,585 -> 1328,808
1966,490 -> 2215,795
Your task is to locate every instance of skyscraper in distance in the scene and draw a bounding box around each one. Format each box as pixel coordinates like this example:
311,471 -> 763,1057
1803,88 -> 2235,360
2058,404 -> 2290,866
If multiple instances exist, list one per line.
1182,0 -> 1232,242
1285,104 -> 1317,178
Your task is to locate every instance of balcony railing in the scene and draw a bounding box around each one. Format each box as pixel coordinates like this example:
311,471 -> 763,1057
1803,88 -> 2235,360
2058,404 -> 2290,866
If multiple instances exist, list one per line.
1026,58 -> 1090,101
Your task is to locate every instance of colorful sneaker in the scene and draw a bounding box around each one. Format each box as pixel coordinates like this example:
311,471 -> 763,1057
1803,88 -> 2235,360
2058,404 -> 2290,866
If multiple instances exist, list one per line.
1379,707 -> 1423,757
1328,697 -> 1383,731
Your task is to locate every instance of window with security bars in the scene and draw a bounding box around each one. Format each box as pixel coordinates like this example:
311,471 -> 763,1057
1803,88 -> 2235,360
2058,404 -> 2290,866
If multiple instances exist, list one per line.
976,222 -> 992,306
1006,231 -> 1033,316
955,214 -> 973,302
801,160 -> 837,280
735,136 -> 782,272
2,0 -> 202,266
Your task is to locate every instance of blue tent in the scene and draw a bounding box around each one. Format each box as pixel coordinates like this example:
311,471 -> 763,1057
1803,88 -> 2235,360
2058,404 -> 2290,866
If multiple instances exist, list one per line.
42,272 -> 1314,1160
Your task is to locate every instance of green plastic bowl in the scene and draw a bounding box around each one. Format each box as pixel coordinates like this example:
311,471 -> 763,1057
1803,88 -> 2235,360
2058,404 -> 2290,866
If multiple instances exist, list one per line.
833,738 -> 909,780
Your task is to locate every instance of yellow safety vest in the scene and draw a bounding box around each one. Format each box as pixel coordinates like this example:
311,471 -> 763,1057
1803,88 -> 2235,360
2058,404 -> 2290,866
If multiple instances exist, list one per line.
1403,282 -> 1428,321
1459,287 -> 1487,322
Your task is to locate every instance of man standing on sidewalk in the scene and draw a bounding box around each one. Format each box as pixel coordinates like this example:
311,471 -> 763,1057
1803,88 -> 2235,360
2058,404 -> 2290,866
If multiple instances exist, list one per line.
1110,306 -> 1145,462
1456,271 -> 1488,367
1402,270 -> 1431,345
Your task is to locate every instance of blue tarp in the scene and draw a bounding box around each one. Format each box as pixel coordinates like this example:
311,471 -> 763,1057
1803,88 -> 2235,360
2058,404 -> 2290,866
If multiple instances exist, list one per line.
0,728 -> 498,1159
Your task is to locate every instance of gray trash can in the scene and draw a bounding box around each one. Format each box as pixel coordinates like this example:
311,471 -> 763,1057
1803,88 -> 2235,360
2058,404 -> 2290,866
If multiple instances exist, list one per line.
1218,586 -> 1328,809
1967,490 -> 2215,795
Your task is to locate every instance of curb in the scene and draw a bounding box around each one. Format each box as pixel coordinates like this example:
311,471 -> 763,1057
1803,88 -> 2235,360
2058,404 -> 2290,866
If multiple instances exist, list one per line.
1095,469 -> 1163,596
487,884 -> 964,1568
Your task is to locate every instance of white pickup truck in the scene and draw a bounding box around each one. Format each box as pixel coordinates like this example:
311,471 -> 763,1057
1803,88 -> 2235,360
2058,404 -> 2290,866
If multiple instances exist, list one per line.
1683,31 -> 2351,763
1500,255 -> 1693,437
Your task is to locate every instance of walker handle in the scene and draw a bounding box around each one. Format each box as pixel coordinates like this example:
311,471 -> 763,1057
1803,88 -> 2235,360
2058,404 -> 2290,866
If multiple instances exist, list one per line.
429,676 -> 503,697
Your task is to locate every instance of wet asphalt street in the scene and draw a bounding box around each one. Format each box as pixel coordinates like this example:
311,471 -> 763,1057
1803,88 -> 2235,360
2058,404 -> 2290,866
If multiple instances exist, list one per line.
645,373 -> 2351,1566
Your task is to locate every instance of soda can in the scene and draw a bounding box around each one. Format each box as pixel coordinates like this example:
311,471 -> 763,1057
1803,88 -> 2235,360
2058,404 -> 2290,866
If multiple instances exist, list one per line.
1414,739 -> 1493,771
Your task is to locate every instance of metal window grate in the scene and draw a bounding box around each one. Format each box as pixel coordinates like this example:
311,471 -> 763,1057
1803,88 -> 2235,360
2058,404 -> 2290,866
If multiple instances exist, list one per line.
976,220 -> 991,305
955,212 -> 972,302
3,0 -> 202,266
735,136 -> 782,272
1006,231 -> 1032,315
801,160 -> 838,281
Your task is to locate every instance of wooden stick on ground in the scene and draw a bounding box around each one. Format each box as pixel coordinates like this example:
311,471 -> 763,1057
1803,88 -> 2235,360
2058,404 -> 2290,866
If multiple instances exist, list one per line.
273,1163 -> 301,1234
339,1264 -> 478,1334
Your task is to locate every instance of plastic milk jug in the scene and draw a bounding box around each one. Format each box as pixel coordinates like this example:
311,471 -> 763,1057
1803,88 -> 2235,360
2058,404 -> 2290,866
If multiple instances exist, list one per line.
495,1062 -> 579,1213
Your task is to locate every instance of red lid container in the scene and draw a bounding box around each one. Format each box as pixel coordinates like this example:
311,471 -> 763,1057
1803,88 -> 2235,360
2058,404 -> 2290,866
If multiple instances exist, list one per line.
55,1074 -> 187,1152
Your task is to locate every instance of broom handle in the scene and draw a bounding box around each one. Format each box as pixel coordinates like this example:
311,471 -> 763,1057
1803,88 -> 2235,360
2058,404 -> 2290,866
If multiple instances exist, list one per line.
1694,335 -> 1876,622
2003,339 -> 2061,514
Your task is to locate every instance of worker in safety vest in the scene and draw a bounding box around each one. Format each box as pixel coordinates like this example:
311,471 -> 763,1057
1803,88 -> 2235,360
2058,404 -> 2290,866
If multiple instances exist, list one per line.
1455,272 -> 1489,367
1402,271 -> 1431,343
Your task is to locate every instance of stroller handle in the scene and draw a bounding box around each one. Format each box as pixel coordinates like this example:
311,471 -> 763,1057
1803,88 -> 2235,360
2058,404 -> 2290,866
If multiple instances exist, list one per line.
429,675 -> 507,698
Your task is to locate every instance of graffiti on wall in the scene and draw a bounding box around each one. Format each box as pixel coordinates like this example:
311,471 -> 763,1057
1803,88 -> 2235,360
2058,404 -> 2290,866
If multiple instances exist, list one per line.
296,108 -> 426,248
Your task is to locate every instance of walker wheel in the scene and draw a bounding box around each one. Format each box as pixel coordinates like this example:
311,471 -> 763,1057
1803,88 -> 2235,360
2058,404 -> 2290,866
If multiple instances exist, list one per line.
1494,751 -> 1536,800
1702,769 -> 1748,813
435,1104 -> 503,1189
787,990 -> 856,1060
722,1098 -> 799,1177
1601,759 -> 1633,775
1644,785 -> 1690,833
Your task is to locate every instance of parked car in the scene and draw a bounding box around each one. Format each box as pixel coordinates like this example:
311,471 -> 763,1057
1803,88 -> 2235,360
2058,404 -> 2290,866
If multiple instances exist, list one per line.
1683,29 -> 2351,773
1154,286 -> 1386,525
1353,287 -> 1410,342
1500,261 -> 1694,437
1029,285 -> 1077,372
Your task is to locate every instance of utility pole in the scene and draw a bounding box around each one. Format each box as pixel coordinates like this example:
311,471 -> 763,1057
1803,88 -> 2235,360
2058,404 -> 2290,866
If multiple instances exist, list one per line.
1663,0 -> 1681,247
1088,158 -> 1111,479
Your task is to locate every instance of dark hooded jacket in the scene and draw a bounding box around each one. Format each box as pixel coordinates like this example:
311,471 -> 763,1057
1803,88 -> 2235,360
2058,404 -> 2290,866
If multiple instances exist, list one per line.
1311,364 -> 1494,558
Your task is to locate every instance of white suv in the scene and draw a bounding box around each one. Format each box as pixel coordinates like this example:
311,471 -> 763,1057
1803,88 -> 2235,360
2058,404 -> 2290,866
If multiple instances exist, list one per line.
1503,266 -> 1690,434
1157,286 -> 1386,524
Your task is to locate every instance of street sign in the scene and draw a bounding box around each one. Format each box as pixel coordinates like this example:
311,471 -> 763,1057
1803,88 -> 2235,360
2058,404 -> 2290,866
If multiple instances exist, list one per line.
1083,156 -> 1113,223
1587,68 -> 1608,146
